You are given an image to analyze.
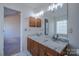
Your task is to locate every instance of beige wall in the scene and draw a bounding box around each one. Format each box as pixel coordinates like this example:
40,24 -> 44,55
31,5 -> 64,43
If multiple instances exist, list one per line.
68,3 -> 79,48
4,14 -> 20,39
0,5 -> 4,56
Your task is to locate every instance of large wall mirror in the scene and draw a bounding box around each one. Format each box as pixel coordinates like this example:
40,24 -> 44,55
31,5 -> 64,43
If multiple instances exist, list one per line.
42,3 -> 68,42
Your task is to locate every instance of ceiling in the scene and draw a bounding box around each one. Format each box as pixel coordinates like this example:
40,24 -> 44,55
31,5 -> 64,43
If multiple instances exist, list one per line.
23,3 -> 50,9
22,3 -> 67,16
4,3 -> 67,17
4,3 -> 50,17
22,3 -> 50,13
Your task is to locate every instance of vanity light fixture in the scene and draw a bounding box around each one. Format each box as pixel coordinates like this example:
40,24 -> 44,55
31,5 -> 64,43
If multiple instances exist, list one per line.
47,3 -> 64,11
32,3 -> 64,17
32,10 -> 44,17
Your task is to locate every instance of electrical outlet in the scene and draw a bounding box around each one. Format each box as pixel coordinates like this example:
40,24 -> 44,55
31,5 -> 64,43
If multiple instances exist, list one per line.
25,29 -> 27,31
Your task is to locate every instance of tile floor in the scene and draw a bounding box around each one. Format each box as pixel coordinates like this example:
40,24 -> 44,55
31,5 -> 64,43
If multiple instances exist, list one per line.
13,51 -> 32,56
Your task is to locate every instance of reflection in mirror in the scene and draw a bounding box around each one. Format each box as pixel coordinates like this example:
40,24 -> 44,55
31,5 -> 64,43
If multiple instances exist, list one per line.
53,3 -> 68,42
42,3 -> 68,42
44,18 -> 49,35
55,15 -> 68,42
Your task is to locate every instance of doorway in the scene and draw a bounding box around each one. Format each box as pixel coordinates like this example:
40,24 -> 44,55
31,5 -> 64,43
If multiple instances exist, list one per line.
4,7 -> 21,56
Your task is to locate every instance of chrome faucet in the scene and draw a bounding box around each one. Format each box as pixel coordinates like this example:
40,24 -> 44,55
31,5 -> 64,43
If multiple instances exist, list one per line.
52,34 -> 59,41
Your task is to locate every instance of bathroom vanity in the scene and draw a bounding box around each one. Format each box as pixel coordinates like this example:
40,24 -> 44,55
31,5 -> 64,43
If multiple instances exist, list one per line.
27,36 -> 68,56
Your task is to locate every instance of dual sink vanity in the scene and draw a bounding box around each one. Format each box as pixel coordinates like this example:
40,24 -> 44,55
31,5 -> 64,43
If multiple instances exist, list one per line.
27,35 -> 68,56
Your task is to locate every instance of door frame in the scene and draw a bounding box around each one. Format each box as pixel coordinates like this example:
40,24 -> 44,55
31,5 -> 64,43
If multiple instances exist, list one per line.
3,7 -> 22,55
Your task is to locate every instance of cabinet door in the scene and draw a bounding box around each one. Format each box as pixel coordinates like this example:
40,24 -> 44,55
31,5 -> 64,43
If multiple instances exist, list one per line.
46,47 -> 59,56
29,17 -> 35,27
39,44 -> 46,56
37,18 -> 41,27
27,38 -> 31,52
32,41 -> 39,56
30,40 -> 34,55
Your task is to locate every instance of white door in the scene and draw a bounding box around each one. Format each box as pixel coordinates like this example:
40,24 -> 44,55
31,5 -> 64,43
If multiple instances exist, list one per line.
4,7 -> 20,56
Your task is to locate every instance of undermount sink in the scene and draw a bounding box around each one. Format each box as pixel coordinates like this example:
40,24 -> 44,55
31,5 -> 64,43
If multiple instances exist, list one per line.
43,39 -> 64,50
43,40 -> 48,43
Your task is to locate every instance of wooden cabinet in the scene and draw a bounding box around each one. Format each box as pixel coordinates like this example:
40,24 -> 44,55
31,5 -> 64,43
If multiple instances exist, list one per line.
46,47 -> 59,56
29,16 -> 41,27
27,37 -> 66,56
30,39 -> 34,55
39,44 -> 46,56
37,18 -> 41,27
29,17 -> 35,27
27,38 -> 31,52
27,37 -> 39,56
27,37 -> 34,55
32,41 -> 39,56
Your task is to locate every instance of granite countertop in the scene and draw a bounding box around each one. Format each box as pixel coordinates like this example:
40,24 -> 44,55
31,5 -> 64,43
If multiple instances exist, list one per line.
28,35 -> 68,53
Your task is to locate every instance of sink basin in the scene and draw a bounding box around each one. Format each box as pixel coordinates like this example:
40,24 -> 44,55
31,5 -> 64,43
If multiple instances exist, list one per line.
43,39 -> 65,50
43,40 -> 48,43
